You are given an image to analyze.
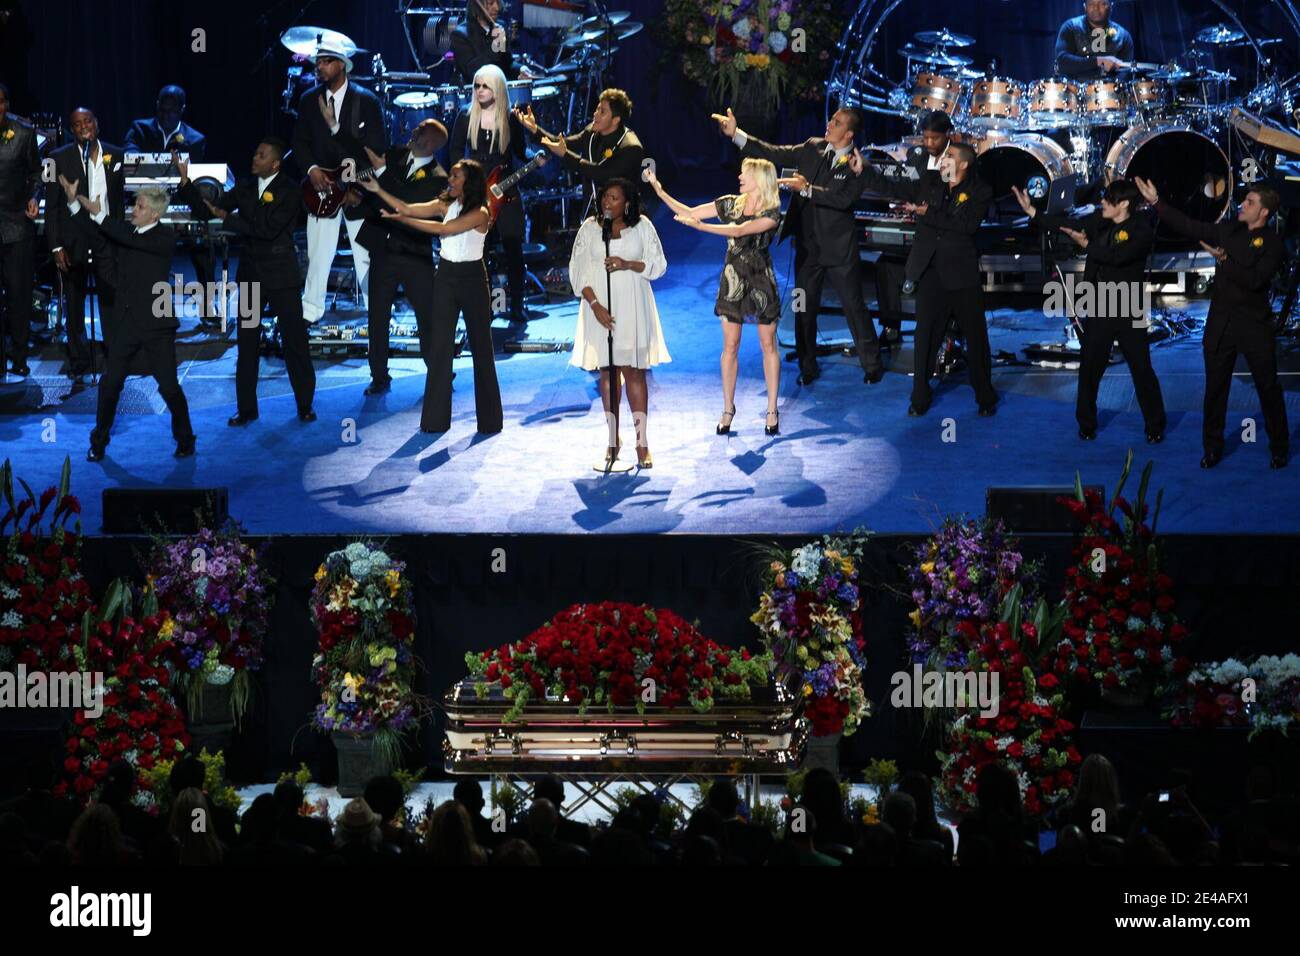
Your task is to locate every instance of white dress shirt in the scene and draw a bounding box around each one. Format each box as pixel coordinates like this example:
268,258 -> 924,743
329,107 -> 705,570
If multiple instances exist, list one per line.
59,141 -> 110,250
438,199 -> 487,262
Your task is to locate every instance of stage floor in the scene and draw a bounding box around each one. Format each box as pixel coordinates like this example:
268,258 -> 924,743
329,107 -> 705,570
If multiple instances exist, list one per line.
4,207 -> 1299,536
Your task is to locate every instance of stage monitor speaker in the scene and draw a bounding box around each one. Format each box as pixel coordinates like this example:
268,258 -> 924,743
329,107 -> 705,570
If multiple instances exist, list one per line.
102,487 -> 229,534
986,485 -> 1104,532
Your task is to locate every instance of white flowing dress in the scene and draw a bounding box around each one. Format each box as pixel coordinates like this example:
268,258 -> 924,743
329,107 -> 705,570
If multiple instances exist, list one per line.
569,217 -> 672,370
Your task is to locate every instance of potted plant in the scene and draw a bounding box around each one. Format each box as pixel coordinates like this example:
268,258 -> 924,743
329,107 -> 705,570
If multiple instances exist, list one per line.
144,523 -> 272,734
751,534 -> 872,776
310,542 -> 419,796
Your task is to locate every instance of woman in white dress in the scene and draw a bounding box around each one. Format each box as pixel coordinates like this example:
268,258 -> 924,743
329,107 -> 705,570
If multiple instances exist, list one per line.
570,177 -> 670,468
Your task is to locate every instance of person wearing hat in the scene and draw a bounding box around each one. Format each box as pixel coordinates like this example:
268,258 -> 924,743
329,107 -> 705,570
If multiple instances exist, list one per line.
344,117 -> 449,393
332,798 -> 383,857
292,41 -> 387,324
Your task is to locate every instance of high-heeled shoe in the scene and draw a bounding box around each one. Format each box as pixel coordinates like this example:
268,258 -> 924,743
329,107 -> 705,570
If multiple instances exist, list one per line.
604,440 -> 623,465
765,409 -> 780,436
716,407 -> 736,435
637,447 -> 653,469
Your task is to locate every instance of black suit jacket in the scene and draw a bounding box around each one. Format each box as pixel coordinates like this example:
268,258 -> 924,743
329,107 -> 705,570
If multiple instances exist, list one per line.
70,210 -> 177,337
124,118 -> 207,161
177,171 -> 301,288
292,81 -> 387,220
449,21 -> 516,83
741,134 -> 865,268
856,164 -> 991,290
1035,208 -> 1154,288
1155,201 -> 1285,349
352,143 -> 446,258
560,126 -> 646,205
0,116 -> 42,244
45,140 -> 127,262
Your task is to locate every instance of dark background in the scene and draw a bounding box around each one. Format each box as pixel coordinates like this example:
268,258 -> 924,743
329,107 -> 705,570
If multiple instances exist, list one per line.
2,0 -> 1295,189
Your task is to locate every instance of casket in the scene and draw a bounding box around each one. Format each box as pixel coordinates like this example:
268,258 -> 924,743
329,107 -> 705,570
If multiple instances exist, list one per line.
443,678 -> 807,775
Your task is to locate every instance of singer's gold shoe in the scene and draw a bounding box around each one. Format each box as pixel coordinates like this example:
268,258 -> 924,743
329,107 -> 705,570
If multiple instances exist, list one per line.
604,440 -> 623,466
637,447 -> 653,469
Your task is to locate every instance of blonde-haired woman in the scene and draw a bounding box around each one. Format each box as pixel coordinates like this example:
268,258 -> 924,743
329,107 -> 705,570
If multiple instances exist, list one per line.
451,63 -> 542,323
647,159 -> 783,434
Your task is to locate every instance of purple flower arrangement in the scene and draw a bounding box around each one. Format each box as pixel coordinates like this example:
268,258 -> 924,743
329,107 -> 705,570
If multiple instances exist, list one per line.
145,524 -> 272,726
905,518 -> 1040,669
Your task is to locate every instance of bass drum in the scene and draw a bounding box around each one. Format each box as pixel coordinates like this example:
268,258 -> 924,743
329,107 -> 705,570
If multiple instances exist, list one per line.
1104,125 -> 1230,222
976,134 -> 1074,212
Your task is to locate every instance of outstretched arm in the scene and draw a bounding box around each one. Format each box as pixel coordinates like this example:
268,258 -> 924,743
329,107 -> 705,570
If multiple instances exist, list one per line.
642,169 -> 717,220
381,204 -> 487,236
675,214 -> 777,239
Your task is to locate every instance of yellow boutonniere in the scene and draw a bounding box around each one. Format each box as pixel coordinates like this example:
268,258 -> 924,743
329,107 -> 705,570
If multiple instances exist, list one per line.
1116,229 -> 1129,243
602,148 -> 614,160
413,168 -> 426,180
261,191 -> 274,203
956,191 -> 968,204
1,128 -> 14,142
1252,236 -> 1264,248
1107,26 -> 1117,37
102,154 -> 113,165
174,133 -> 185,144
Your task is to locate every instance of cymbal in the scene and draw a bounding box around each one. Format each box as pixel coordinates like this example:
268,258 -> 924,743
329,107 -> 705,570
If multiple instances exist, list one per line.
280,26 -> 358,58
550,59 -> 581,72
1151,65 -> 1192,81
615,21 -> 642,41
913,27 -> 975,48
578,11 -> 629,30
898,45 -> 973,68
1195,24 -> 1245,47
561,28 -> 603,48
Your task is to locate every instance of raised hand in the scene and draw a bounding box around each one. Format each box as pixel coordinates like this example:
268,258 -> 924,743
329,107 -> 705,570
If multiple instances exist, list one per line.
849,148 -> 864,175
709,107 -> 738,137
541,134 -> 567,158
642,166 -> 659,189
1011,184 -> 1036,217
359,175 -> 381,193
1199,240 -> 1227,262
514,105 -> 539,135
204,199 -> 228,221
1060,226 -> 1089,248
674,213 -> 699,228
171,149 -> 189,184
363,146 -> 385,170
778,172 -> 809,193
1134,177 -> 1159,205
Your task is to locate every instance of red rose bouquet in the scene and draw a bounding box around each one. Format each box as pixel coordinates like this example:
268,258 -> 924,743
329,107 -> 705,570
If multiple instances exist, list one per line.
0,457 -> 92,674
1049,453 -> 1190,697
465,602 -> 772,722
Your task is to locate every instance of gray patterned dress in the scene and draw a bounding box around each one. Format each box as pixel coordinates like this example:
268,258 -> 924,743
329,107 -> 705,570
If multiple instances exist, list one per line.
712,194 -> 781,325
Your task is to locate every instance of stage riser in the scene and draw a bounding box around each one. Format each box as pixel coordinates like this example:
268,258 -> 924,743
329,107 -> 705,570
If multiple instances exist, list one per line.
63,533 -> 1300,785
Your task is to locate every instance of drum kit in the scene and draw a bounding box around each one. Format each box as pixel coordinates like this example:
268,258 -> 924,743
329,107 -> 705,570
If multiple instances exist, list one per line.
846,23 -> 1299,224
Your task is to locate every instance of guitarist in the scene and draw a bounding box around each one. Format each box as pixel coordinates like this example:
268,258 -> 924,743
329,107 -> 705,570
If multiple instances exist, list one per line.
291,40 -> 387,324
346,119 -> 449,394
452,65 -> 544,324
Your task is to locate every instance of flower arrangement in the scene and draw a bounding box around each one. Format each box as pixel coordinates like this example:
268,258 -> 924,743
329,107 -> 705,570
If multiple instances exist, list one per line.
56,581 -> 190,805
906,517 -> 1039,670
656,0 -> 843,111
1164,654 -> 1300,738
309,543 -> 419,759
0,458 -> 92,674
139,748 -> 242,815
1049,453 -> 1190,698
937,599 -> 1082,818
751,535 -> 871,737
465,602 -> 771,722
144,524 -> 272,726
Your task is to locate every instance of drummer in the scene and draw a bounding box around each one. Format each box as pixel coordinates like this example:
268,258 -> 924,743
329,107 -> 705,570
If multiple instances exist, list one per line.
450,0 -> 536,83
907,110 -> 953,184
1054,0 -> 1135,79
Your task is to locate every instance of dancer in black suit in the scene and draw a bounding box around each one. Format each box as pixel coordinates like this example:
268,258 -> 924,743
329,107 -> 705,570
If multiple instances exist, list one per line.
0,83 -> 41,379
57,179 -> 194,461
853,142 -> 998,415
175,138 -> 315,425
46,108 -> 125,380
1136,177 -> 1289,469
292,42 -> 387,324
715,105 -> 884,386
376,160 -> 503,434
1015,178 -> 1164,442
349,118 -> 449,393
874,110 -> 955,343
126,85 -> 217,323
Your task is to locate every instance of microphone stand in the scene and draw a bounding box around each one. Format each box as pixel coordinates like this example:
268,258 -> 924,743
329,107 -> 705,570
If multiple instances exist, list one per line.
595,215 -> 631,474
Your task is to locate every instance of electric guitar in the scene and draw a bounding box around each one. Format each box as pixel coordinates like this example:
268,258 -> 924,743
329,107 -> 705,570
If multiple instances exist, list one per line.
486,150 -> 549,222
301,160 -> 382,218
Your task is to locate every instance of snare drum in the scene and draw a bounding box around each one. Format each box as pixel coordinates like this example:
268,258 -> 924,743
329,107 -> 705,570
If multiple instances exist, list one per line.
390,91 -> 442,142
910,72 -> 966,116
1027,77 -> 1079,128
969,77 -> 1024,129
1081,78 -> 1128,125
